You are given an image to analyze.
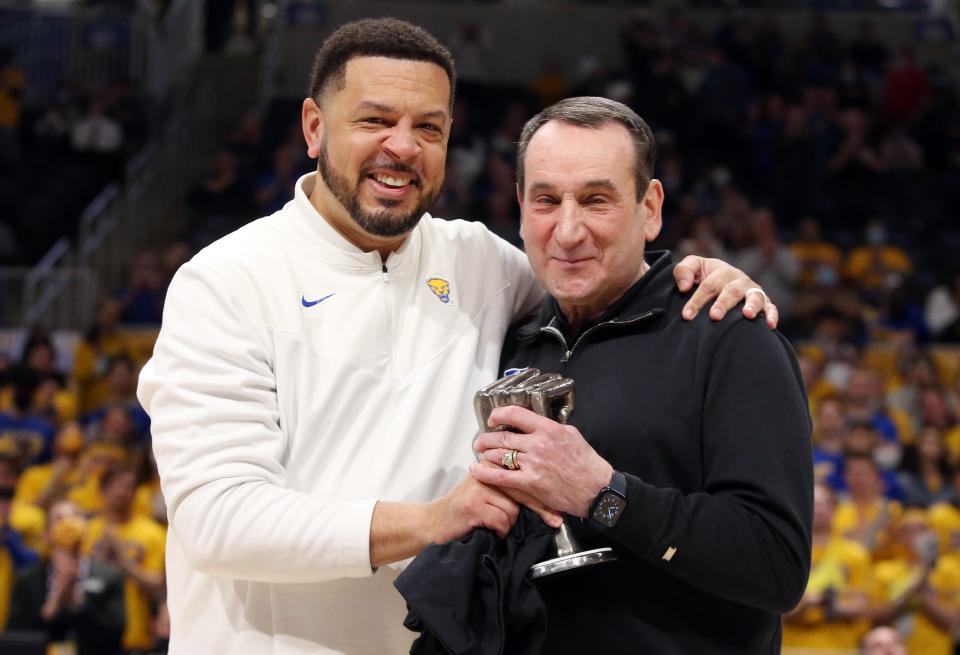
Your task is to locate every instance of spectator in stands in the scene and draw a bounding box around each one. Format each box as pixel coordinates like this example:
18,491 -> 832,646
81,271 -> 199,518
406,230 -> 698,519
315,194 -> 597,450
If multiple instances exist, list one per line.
15,422 -> 85,510
783,483 -> 872,652
253,141 -> 305,214
790,217 -> 843,291
869,275 -> 928,345
65,442 -> 128,517
870,510 -> 960,655
187,149 -> 251,221
33,101 -> 73,152
71,99 -> 123,155
677,216 -> 727,261
881,46 -> 930,125
0,371 -> 56,466
0,45 -> 24,166
73,299 -> 135,414
924,271 -> 960,342
7,500 -> 125,655
0,450 -> 40,630
132,451 -> 164,526
114,250 -> 165,325
844,221 -> 914,294
0,451 -> 46,555
827,109 -> 882,226
846,366 -> 910,445
888,352 -> 940,428
82,356 -> 150,443
834,451 -> 901,557
482,189 -> 521,250
731,207 -> 800,322
82,465 -> 165,653
898,426 -> 953,508
812,396 -> 847,488
861,625 -> 907,655
928,468 -> 960,554
89,406 -> 138,455
160,242 -> 191,286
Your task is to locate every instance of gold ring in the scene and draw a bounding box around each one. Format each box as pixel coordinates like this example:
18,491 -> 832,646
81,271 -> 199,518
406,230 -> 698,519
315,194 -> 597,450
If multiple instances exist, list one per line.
501,449 -> 520,471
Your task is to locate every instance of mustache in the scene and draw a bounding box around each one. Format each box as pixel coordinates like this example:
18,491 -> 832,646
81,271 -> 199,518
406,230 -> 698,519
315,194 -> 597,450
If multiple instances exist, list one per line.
362,161 -> 422,184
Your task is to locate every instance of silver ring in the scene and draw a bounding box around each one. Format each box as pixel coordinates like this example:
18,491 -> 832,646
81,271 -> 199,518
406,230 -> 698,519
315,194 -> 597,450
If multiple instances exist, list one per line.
745,287 -> 769,305
501,449 -> 520,471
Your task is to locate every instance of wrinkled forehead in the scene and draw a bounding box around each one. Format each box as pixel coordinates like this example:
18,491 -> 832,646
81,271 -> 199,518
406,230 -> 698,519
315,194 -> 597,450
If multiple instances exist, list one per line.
523,121 -> 636,191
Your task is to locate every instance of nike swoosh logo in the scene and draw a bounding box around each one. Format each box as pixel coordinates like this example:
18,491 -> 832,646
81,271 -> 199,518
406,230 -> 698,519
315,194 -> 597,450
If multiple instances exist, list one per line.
301,293 -> 335,307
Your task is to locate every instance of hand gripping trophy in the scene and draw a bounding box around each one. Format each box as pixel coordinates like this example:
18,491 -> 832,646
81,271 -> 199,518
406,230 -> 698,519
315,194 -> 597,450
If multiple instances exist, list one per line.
474,369 -> 617,578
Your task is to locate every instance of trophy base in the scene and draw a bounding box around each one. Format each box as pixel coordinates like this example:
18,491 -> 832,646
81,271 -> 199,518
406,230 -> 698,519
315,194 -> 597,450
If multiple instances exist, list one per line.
529,547 -> 617,579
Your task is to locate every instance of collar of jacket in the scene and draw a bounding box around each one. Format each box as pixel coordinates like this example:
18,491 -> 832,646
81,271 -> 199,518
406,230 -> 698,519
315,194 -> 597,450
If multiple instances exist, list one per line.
288,172 -> 424,274
516,250 -> 674,344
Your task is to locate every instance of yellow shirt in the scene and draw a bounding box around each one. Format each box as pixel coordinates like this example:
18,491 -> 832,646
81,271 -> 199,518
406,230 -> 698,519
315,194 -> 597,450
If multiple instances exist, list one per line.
832,499 -> 902,560
15,462 -> 82,508
82,515 -> 166,651
928,503 -> 960,554
0,503 -> 45,630
790,241 -> 843,288
0,548 -> 11,631
71,335 -> 136,415
10,502 -> 46,555
0,66 -> 25,128
872,556 -> 960,655
782,537 -> 872,650
844,245 -> 913,291
133,480 -> 164,523
67,475 -> 105,516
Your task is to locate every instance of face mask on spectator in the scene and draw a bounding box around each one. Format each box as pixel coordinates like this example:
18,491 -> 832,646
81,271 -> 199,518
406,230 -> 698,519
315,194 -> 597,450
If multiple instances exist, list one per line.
867,225 -> 887,245
823,361 -> 852,390
815,265 -> 837,287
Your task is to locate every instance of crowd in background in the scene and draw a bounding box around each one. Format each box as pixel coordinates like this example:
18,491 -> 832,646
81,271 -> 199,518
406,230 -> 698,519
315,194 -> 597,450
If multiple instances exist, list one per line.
0,42 -> 150,267
0,6 -> 959,654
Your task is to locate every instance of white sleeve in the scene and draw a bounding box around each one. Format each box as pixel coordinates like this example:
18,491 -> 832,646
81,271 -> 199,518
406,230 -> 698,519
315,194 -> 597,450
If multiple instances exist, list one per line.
492,235 -> 544,321
138,261 -> 376,584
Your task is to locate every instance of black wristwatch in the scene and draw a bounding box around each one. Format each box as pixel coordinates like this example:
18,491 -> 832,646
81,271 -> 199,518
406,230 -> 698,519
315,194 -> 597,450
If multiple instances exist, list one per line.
587,470 -> 628,529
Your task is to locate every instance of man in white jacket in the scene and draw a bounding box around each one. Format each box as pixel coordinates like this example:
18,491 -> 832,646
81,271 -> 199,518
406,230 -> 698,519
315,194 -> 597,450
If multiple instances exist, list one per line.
138,18 -> 777,654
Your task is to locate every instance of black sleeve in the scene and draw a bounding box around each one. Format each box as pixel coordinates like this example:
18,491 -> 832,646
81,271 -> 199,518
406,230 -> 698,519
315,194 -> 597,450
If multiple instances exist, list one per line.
604,318 -> 813,613
6,564 -> 45,631
75,567 -> 126,645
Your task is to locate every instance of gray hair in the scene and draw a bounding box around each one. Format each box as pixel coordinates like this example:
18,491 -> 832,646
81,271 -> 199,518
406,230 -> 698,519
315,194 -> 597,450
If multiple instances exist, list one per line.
516,96 -> 657,198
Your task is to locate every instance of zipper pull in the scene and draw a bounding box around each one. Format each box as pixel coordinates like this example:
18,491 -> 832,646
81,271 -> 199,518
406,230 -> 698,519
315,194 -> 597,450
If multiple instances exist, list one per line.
561,350 -> 572,363
381,263 -> 388,282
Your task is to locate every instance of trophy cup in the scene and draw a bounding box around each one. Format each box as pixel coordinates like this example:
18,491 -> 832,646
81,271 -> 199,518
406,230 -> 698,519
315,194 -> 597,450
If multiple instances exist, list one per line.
474,369 -> 617,578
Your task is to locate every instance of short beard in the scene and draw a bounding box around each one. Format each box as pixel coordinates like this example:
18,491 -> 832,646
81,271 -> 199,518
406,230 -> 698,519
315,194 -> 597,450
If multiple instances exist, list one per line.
317,142 -> 437,238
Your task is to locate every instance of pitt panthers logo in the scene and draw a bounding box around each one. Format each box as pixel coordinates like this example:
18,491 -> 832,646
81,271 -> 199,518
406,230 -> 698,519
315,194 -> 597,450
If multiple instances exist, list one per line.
426,277 -> 451,303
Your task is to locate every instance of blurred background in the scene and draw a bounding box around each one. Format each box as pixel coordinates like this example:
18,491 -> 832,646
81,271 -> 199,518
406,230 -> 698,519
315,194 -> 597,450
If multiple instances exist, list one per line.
0,0 -> 959,653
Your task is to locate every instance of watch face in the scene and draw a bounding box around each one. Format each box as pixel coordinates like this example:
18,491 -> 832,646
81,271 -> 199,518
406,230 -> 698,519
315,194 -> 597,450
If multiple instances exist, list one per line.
592,491 -> 626,528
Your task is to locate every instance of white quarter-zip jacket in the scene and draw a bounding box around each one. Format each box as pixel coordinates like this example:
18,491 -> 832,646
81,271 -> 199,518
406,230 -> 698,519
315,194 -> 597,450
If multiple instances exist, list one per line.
137,173 -> 543,654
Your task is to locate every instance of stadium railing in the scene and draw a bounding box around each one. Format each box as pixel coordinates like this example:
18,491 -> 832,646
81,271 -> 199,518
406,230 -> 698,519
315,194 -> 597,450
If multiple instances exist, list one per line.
0,0 -> 203,330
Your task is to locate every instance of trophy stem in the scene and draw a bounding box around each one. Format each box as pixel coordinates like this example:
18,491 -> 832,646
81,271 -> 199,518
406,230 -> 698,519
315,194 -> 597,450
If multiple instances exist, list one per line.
554,523 -> 579,558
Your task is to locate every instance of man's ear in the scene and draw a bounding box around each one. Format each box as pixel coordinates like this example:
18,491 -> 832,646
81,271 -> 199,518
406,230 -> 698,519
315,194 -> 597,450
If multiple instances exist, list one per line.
516,182 -> 527,241
302,97 -> 324,159
641,179 -> 664,242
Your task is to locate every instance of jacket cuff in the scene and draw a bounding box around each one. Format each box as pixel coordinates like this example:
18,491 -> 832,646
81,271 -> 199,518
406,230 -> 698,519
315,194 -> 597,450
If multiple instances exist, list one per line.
333,497 -> 379,578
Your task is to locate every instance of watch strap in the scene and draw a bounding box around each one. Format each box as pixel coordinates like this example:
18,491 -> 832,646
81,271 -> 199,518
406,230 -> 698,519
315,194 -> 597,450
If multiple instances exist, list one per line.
585,470 -> 627,531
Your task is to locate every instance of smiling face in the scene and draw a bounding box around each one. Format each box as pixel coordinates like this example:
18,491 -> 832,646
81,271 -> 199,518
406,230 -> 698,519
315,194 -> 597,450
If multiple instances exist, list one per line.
518,120 -> 663,326
302,56 -> 451,254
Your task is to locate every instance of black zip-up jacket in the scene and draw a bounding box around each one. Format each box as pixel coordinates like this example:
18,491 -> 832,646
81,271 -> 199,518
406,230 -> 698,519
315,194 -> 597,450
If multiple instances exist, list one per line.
500,252 -> 813,655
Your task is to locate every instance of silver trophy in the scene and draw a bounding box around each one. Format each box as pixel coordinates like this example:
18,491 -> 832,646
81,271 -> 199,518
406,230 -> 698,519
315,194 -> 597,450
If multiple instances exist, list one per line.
474,369 -> 617,578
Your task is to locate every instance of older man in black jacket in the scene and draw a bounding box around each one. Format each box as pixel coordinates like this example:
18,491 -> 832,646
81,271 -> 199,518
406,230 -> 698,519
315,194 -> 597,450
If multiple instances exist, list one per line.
471,97 -> 813,654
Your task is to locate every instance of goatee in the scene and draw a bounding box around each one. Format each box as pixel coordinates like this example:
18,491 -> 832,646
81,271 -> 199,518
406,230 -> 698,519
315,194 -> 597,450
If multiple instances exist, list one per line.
317,144 -> 438,238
